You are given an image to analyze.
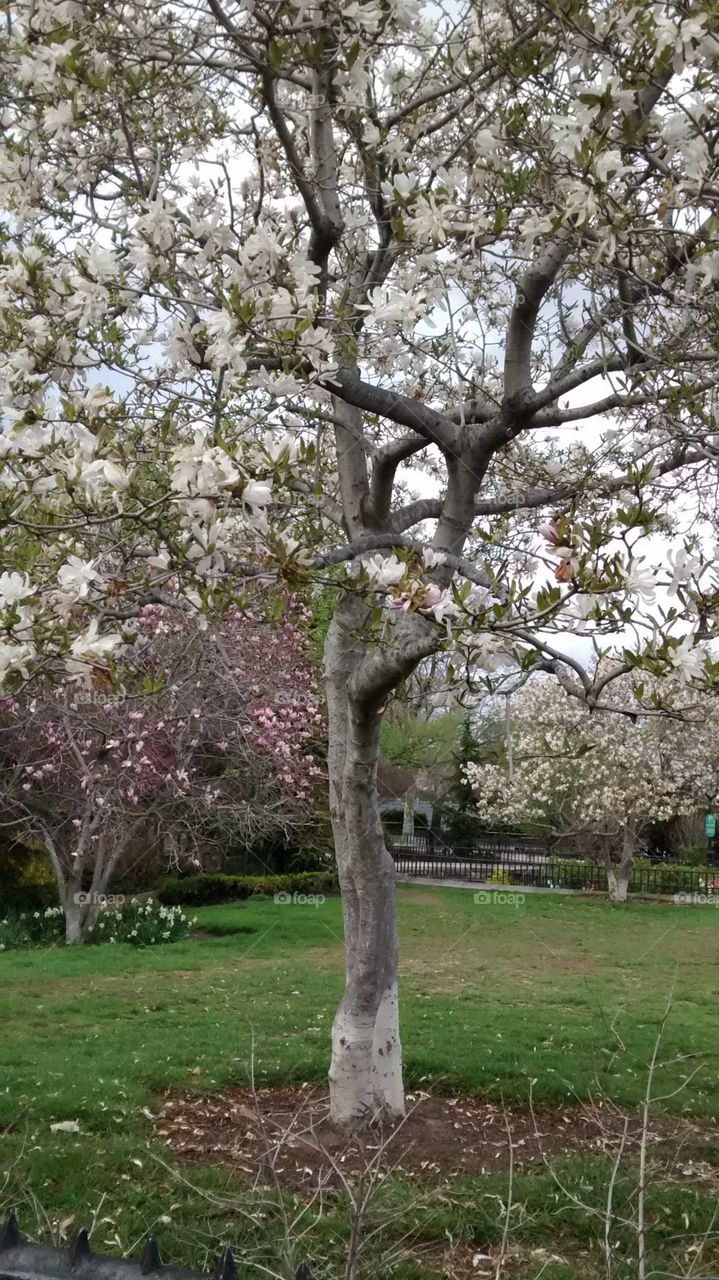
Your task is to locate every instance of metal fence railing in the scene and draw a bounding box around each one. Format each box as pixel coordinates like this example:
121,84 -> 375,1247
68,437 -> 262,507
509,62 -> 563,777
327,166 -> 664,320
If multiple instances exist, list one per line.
389,846 -> 715,896
0,1212 -> 312,1280
386,831 -> 555,859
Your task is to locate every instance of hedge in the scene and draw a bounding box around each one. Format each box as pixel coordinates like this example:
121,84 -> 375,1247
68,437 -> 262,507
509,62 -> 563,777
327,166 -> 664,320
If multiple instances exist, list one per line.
155,870 -> 340,905
0,847 -> 58,911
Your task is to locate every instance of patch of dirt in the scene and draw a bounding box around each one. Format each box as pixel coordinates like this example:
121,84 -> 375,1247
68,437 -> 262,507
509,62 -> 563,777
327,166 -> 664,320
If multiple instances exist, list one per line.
154,1084 -> 708,1192
405,1241 -> 578,1280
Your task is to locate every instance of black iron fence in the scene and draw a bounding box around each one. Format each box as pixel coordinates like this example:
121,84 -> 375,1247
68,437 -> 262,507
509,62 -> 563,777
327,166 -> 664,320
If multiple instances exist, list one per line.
389,847 -> 716,896
0,1212 -> 312,1280
387,831 -> 557,860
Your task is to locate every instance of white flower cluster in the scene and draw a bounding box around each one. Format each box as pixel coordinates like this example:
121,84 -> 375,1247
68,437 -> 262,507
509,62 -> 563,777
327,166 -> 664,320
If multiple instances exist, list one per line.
466,672 -> 719,840
357,549 -> 460,623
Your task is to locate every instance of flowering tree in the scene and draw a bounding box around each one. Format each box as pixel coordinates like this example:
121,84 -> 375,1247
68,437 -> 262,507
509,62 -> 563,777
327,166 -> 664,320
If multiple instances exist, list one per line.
2,0 -> 719,1123
465,674 -> 719,901
0,602 -> 325,942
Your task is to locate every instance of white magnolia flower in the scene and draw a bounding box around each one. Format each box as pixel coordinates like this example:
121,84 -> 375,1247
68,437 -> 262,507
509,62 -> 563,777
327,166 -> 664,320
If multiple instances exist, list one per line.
381,173 -> 416,201
72,385 -> 113,421
672,635 -> 706,682
65,274 -> 109,327
0,571 -> 32,607
429,590 -> 460,623
0,641 -> 35,685
359,286 -> 426,324
42,101 -> 74,135
262,431 -> 298,464
363,553 -> 406,588
58,556 -> 101,599
276,534 -> 312,565
666,547 -> 701,596
568,593 -> 602,621
86,242 -> 118,282
147,548 -> 171,573
623,556 -> 657,604
66,623 -> 123,685
241,480 -> 272,507
170,433 -> 240,496
80,458 -> 131,496
422,548 -> 446,569
135,199 -> 175,251
594,149 -> 628,183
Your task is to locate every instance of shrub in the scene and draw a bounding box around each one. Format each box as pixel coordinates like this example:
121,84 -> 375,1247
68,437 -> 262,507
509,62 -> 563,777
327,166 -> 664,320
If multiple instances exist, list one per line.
630,862 -> 708,894
678,843 -> 711,867
155,869 -> 340,905
487,867 -> 511,886
0,843 -> 58,911
222,830 -> 333,876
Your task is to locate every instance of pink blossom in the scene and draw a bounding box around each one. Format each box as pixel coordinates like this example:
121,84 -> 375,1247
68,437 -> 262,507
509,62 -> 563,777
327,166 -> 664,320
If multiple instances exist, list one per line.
538,520 -> 560,546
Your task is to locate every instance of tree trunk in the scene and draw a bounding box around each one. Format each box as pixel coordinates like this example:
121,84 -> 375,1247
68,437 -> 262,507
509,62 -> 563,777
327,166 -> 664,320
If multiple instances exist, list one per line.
604,825 -> 635,903
46,820 -> 143,944
41,826 -> 105,944
328,842 -> 404,1127
606,865 -> 627,903
64,895 -> 85,944
61,855 -> 114,943
62,884 -> 102,943
402,786 -> 416,839
321,467 -> 478,1128
325,602 -> 405,1129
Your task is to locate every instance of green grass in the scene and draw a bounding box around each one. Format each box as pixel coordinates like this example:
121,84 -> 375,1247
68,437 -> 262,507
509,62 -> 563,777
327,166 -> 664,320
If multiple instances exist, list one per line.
2,888 -> 719,1280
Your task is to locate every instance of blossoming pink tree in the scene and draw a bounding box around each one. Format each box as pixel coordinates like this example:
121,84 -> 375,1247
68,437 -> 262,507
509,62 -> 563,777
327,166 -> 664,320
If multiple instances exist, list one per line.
465,673 -> 719,901
2,0 -> 719,1123
0,602 -> 325,942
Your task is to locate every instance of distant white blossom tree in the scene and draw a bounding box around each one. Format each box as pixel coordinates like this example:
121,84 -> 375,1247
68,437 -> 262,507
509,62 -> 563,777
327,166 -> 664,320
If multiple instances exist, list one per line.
465,674 -> 719,901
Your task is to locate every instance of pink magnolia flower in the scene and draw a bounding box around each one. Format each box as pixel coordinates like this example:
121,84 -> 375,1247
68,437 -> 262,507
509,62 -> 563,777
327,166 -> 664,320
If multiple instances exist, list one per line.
538,520 -> 560,546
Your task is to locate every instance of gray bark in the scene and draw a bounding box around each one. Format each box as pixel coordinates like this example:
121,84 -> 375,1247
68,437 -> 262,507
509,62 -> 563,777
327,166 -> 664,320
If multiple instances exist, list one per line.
322,445 -> 481,1127
43,821 -> 144,943
402,787 -> 416,839
605,824 -> 636,903
62,876 -> 103,943
325,599 -> 404,1126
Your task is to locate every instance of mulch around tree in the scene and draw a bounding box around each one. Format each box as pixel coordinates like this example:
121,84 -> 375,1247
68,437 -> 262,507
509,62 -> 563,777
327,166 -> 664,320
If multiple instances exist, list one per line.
154,1084 -> 719,1192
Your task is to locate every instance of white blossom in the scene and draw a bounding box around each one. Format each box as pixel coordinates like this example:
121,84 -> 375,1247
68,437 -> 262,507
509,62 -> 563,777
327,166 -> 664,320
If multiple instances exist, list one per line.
0,641 -> 35,684
363,553 -> 406,588
57,557 -> 102,599
170,433 -> 240,496
0,572 -> 32,607
241,480 -> 272,507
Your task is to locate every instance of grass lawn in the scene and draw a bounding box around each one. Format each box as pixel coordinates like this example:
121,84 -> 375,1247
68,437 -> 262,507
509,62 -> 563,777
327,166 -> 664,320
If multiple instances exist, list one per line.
2,887 -> 719,1280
